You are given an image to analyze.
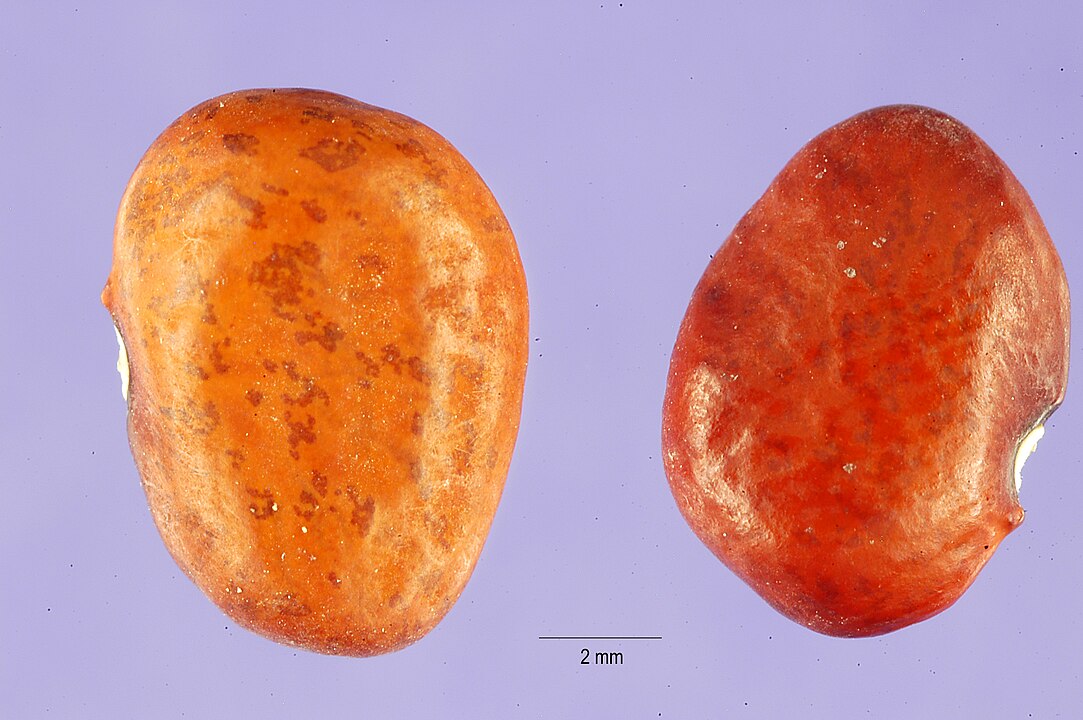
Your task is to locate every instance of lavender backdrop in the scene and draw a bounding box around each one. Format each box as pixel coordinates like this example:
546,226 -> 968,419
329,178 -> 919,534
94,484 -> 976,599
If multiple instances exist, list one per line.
2,2 -> 1080,717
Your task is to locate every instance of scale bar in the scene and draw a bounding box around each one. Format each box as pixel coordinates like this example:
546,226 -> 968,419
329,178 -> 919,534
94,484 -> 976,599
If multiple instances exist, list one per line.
538,636 -> 661,640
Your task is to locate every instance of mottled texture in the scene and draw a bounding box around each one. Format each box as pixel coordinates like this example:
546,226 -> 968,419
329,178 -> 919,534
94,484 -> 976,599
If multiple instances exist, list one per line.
102,88 -> 529,656
662,105 -> 1070,637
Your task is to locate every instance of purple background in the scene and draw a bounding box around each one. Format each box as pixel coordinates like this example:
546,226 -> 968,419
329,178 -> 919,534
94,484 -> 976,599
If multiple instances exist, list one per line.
3,2 -> 1081,717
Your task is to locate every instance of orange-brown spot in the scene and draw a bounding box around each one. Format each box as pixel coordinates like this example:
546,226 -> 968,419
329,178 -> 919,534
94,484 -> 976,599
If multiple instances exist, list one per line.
295,322 -> 345,352
222,133 -> 259,156
299,137 -> 364,172
225,448 -> 246,470
294,489 -> 319,519
356,254 -> 386,272
396,138 -> 426,158
345,487 -> 375,537
301,107 -> 337,123
355,351 -> 380,377
282,361 -> 301,381
282,377 -> 330,406
246,487 -> 276,519
249,242 -> 322,312
395,137 -> 447,185
271,594 -> 311,617
349,117 -> 375,139
310,470 -> 329,497
261,183 -> 289,196
210,340 -> 231,374
380,344 -> 428,382
231,190 -> 266,228
187,363 -> 210,380
482,215 -> 508,233
286,413 -> 317,459
300,199 -> 328,223
171,399 -> 220,435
